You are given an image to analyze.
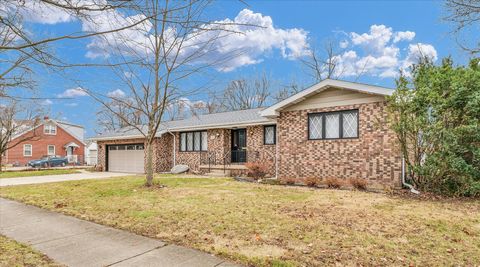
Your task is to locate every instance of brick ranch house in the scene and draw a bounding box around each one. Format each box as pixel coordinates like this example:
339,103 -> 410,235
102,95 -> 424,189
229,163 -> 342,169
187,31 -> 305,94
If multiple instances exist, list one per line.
2,118 -> 86,166
92,79 -> 403,188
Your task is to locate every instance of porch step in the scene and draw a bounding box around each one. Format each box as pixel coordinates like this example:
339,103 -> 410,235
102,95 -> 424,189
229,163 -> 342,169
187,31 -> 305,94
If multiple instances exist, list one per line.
199,164 -> 248,170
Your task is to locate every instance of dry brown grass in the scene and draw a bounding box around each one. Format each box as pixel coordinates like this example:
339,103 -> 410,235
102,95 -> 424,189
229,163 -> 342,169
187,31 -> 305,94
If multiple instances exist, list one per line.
349,178 -> 368,190
325,177 -> 345,188
1,175 -> 479,266
304,177 -> 321,187
0,235 -> 62,267
0,169 -> 80,179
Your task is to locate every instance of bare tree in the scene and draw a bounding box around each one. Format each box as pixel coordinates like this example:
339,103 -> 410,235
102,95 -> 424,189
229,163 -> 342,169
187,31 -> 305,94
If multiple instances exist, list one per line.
301,40 -> 342,82
219,72 -> 271,111
89,0 -> 246,186
0,0 -> 152,98
272,81 -> 303,103
0,100 -> 41,171
445,0 -> 480,54
96,98 -> 143,133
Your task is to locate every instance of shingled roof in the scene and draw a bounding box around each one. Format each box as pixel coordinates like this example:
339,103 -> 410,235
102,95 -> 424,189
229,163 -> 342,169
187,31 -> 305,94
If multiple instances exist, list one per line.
91,108 -> 273,140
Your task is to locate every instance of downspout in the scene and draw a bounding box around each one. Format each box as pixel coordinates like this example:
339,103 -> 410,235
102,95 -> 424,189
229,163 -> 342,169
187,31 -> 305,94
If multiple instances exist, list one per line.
167,130 -> 176,167
275,124 -> 279,179
402,156 -> 419,194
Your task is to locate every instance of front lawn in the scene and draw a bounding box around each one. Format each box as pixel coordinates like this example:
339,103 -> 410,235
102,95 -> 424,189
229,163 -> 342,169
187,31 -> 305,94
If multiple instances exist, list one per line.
0,235 -> 62,267
1,176 -> 479,266
0,169 -> 81,179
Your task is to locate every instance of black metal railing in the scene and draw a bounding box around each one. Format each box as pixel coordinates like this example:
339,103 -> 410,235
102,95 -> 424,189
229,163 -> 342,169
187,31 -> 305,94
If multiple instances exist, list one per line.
199,149 -> 276,175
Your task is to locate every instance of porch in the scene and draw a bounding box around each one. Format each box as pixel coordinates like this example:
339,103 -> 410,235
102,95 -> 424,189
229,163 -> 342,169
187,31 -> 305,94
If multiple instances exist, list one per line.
199,164 -> 248,177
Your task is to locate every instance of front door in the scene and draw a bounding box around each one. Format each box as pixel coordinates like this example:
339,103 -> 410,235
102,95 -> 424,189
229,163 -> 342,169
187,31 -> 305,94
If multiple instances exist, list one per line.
66,147 -> 74,163
231,129 -> 246,163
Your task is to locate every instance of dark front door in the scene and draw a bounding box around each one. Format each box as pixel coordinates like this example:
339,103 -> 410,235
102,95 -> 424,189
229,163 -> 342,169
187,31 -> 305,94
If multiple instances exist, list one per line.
231,129 -> 246,163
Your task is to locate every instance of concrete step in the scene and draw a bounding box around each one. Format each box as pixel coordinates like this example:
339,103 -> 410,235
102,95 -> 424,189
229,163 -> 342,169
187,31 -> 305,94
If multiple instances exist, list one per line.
204,170 -> 231,177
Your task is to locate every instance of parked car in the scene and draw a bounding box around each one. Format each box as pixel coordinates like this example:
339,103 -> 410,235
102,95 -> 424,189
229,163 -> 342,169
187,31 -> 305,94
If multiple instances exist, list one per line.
28,156 -> 68,168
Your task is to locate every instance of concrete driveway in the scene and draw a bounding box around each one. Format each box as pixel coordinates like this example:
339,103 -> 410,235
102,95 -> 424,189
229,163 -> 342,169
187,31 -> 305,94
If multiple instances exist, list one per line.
0,171 -> 130,187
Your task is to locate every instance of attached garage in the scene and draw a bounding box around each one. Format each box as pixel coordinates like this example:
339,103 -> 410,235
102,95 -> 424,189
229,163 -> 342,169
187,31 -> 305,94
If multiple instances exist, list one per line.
107,144 -> 145,173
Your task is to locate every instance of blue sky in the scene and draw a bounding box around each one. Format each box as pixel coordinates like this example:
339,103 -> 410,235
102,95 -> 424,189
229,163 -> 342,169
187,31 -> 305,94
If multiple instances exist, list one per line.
7,0 -> 473,137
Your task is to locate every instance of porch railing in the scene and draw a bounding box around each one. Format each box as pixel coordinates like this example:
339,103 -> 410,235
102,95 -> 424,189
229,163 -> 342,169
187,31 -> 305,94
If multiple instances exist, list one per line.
199,149 -> 275,175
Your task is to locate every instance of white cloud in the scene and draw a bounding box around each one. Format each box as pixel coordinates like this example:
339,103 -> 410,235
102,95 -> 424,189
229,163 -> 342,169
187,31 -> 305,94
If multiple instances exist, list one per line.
1,0 -> 74,25
41,99 -> 53,105
331,24 -> 437,78
83,8 -> 310,72
57,87 -> 88,98
123,71 -> 133,78
401,43 -> 438,72
339,40 -> 349,49
65,102 -> 78,107
107,89 -> 126,98
393,31 -> 415,43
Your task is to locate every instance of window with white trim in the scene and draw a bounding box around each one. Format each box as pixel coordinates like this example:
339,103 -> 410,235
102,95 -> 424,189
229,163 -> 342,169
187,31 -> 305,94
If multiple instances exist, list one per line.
308,110 -> 358,140
180,131 -> 207,152
44,123 -> 57,135
264,125 -> 276,145
23,144 -> 32,156
47,145 -> 55,156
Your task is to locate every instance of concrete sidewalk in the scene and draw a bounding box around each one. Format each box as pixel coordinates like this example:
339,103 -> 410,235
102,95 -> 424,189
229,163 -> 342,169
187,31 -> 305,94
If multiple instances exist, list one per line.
0,171 -> 129,187
0,198 -> 239,267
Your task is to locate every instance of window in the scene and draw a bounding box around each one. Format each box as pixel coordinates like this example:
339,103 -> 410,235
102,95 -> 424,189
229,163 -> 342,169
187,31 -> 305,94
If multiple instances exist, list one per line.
47,145 -> 55,156
194,132 -> 201,151
23,144 -> 32,156
179,131 -> 207,152
264,125 -> 276,145
308,110 -> 358,140
109,144 -> 143,151
180,133 -> 186,151
44,123 -> 57,135
201,131 -> 208,151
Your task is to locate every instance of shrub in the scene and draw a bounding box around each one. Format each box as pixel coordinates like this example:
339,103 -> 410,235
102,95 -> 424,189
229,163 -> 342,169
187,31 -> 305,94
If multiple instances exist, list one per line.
282,177 -> 297,185
325,178 -> 344,189
387,58 -> 480,197
305,177 -> 321,187
245,161 -> 269,180
349,178 -> 368,190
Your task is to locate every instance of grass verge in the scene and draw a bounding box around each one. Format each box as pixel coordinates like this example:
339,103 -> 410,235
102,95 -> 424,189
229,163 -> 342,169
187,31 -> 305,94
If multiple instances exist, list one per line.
1,175 -> 479,266
0,169 -> 80,179
0,235 -> 62,267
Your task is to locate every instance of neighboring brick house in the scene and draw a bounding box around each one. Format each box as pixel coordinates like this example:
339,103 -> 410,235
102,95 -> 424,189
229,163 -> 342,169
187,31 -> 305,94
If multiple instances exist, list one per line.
4,118 -> 86,166
92,79 -> 402,188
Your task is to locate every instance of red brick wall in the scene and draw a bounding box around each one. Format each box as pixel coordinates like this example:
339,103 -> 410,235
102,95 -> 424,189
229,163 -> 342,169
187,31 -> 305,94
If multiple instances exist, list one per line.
6,124 -> 85,165
246,125 -> 276,176
97,137 -> 173,173
156,134 -> 173,172
277,101 -> 402,188
174,127 -> 275,174
173,129 -> 229,172
97,138 -> 141,171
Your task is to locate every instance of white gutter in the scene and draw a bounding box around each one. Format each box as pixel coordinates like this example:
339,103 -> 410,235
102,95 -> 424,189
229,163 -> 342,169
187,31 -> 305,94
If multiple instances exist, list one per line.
166,129 -> 176,167
167,120 -> 275,132
402,156 -> 420,194
275,127 -> 279,179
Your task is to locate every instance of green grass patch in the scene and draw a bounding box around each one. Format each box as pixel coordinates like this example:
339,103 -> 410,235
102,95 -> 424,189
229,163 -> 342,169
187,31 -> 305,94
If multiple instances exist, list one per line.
1,175 -> 479,266
0,169 -> 81,179
0,235 -> 62,266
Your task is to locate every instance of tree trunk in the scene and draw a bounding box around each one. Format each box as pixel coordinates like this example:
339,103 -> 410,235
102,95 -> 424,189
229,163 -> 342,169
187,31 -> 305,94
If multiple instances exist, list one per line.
0,153 -> 3,173
145,140 -> 154,186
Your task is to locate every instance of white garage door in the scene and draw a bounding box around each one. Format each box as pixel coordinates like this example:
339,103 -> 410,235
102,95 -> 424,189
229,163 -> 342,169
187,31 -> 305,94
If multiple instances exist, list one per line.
108,144 -> 144,173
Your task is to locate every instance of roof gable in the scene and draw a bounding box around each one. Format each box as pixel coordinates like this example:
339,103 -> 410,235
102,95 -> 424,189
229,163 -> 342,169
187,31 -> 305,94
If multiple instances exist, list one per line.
10,119 -> 85,145
260,79 -> 394,117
